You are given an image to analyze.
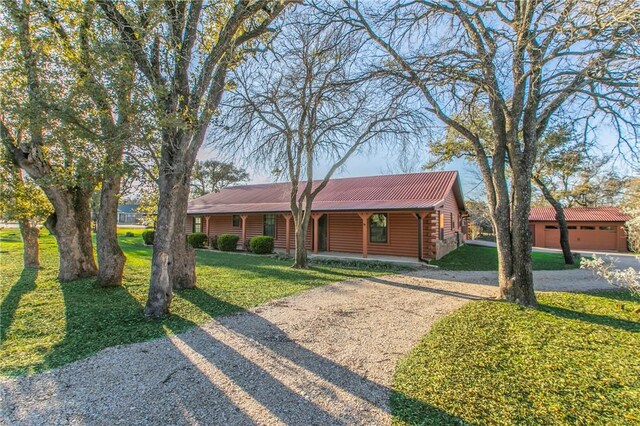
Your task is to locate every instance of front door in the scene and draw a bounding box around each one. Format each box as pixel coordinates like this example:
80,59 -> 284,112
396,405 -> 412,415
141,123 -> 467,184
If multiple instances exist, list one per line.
318,215 -> 328,251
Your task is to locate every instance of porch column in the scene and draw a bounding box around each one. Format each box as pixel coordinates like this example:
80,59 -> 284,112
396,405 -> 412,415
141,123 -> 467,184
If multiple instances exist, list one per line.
311,213 -> 324,254
357,212 -> 372,258
283,213 -> 292,255
240,215 -> 248,249
204,216 -> 210,237
416,211 -> 429,260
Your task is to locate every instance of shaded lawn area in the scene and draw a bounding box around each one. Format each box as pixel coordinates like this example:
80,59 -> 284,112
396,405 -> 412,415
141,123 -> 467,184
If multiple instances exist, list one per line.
392,291 -> 640,426
0,228 -> 406,377
431,244 -> 580,271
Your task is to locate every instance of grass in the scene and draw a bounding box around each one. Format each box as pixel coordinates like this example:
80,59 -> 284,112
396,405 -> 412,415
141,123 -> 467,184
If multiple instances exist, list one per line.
0,227 -> 406,377
431,244 -> 580,271
392,291 -> 640,425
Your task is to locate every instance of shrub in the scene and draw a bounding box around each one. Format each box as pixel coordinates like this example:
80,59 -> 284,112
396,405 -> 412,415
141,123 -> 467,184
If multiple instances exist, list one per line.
217,234 -> 239,251
209,235 -> 218,250
250,236 -> 275,254
187,232 -> 208,249
125,231 -> 135,237
142,230 -> 155,245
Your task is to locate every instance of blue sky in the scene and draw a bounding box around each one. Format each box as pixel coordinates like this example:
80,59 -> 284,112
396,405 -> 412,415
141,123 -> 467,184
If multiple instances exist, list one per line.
197,122 -> 636,203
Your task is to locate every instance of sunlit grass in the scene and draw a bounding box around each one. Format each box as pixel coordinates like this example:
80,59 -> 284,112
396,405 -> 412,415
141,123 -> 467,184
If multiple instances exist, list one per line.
392,291 -> 640,425
0,227 -> 404,376
431,244 -> 580,270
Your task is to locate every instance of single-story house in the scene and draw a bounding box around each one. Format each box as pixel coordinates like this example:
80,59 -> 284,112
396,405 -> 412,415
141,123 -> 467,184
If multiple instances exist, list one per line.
186,171 -> 467,261
117,204 -> 143,225
529,207 -> 630,252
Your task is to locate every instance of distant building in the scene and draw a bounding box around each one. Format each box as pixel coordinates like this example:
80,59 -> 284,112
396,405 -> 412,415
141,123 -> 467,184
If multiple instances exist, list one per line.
117,204 -> 144,225
529,207 -> 630,252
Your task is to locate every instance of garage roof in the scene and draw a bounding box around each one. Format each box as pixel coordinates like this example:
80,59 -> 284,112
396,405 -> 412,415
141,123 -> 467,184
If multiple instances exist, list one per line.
529,207 -> 631,222
188,171 -> 465,215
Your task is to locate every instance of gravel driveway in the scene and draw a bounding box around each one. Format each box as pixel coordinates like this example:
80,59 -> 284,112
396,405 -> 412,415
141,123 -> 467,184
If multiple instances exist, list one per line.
0,269 -> 612,426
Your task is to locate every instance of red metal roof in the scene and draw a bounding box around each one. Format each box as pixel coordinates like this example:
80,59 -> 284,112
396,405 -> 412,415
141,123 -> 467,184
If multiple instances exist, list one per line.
188,171 -> 464,215
529,207 -> 631,222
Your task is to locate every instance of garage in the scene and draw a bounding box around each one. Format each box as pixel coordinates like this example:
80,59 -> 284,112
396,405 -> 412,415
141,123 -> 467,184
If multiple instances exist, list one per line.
529,207 -> 630,252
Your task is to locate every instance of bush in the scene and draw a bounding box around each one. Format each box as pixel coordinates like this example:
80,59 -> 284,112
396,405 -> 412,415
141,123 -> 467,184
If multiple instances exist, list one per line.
217,234 -> 239,251
209,235 -> 218,250
142,230 -> 155,245
250,236 -> 275,254
187,232 -> 208,249
125,231 -> 135,237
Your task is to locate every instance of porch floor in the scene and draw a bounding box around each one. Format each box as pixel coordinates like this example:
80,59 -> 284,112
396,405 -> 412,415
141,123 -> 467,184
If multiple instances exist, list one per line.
274,249 -> 424,265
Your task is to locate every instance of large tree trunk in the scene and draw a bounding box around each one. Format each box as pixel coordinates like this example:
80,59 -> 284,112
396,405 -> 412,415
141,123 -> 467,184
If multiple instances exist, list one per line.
44,187 -> 98,281
96,173 -> 126,286
534,176 -> 574,265
494,175 -> 538,307
171,178 -> 196,290
144,173 -> 177,317
18,219 -> 40,268
144,146 -> 197,317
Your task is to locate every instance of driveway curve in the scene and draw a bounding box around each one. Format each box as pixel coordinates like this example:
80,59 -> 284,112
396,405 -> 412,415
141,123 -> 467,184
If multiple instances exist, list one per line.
0,269 -> 612,425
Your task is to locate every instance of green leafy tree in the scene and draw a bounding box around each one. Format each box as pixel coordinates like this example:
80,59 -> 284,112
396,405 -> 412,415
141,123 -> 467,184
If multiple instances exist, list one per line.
98,0 -> 295,317
1,1 -> 101,281
0,153 -> 53,268
190,160 -> 249,198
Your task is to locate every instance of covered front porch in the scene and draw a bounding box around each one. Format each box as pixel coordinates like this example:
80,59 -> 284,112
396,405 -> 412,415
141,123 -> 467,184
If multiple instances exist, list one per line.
189,210 -> 446,261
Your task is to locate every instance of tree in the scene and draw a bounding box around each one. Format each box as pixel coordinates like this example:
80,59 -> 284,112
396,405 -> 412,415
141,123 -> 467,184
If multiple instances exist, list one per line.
0,151 -> 53,268
0,0 -> 99,281
1,0 -> 140,285
98,0 -> 295,317
532,126 -> 584,264
465,199 -> 493,240
42,1 -> 139,287
190,160 -> 249,198
332,0 -> 640,306
216,16 -> 420,268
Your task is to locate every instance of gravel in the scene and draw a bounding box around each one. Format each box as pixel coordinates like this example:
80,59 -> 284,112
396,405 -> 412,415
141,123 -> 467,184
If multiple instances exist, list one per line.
0,269 -> 612,426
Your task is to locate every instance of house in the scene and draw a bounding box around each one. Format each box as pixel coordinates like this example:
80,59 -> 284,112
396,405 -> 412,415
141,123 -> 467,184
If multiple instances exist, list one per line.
186,171 -> 467,261
117,204 -> 143,225
529,207 -> 630,252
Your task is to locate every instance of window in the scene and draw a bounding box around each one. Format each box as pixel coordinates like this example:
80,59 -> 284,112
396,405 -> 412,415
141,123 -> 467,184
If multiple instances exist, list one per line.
263,214 -> 276,238
545,225 -> 558,229
568,226 -> 577,230
450,212 -> 454,230
600,226 -> 616,231
369,213 -> 388,243
581,226 -> 595,230
232,215 -> 241,227
193,217 -> 202,233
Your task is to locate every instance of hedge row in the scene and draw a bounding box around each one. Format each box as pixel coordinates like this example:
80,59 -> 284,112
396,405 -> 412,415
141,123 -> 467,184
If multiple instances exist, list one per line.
142,231 -> 274,255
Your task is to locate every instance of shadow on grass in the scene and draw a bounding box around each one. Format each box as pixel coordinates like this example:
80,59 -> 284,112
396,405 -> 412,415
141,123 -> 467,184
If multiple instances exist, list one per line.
541,304 -> 640,332
1,268 -> 38,342
41,278 -> 197,372
390,390 -> 472,425
176,287 -> 245,318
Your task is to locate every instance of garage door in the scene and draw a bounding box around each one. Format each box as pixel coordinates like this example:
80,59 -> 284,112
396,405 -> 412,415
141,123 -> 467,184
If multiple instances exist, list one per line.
543,225 -> 618,251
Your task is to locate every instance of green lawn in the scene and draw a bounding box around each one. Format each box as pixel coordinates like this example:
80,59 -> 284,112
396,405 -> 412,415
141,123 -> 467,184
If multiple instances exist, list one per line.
431,244 -> 580,270
392,291 -> 640,425
0,227 -> 405,377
